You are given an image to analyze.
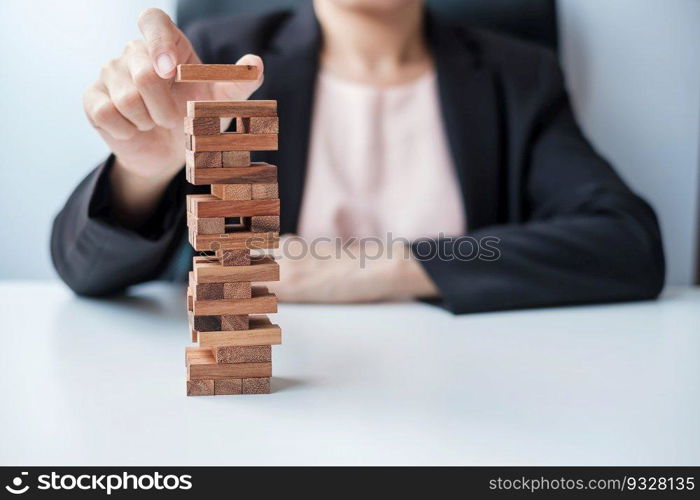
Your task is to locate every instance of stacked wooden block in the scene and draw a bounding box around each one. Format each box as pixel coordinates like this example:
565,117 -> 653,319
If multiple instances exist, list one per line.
179,64 -> 282,396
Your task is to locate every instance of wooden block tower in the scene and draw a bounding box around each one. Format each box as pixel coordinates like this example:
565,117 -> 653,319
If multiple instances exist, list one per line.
178,64 -> 282,396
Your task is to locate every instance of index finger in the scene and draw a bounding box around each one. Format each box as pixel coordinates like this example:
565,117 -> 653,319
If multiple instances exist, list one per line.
137,8 -> 191,79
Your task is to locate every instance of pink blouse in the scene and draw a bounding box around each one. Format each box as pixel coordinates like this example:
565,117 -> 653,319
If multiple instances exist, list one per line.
297,70 -> 466,241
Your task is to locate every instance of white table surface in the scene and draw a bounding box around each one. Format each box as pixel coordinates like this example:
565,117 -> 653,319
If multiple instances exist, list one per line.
0,281 -> 698,466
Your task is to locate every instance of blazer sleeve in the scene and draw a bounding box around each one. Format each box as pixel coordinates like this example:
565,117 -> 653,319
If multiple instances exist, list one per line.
414,54 -> 665,314
50,156 -> 188,296
50,25 -> 216,296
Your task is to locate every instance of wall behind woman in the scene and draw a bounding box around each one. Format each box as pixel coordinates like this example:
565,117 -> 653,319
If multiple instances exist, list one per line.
0,0 -> 697,285
0,0 -> 176,280
559,0 -> 700,285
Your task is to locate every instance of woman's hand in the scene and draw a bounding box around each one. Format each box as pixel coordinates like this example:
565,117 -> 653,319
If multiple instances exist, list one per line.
82,8 -> 264,225
264,235 -> 439,303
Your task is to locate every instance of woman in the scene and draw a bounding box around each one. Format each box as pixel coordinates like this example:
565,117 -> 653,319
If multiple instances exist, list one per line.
51,0 -> 665,313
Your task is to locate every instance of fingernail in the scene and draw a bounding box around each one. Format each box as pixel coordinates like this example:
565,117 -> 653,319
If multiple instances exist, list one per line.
156,53 -> 175,76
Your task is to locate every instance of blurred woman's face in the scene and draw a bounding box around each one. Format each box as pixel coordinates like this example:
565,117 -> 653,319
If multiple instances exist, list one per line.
325,0 -> 422,13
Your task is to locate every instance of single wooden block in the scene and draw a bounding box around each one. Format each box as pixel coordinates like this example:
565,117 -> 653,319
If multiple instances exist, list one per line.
190,133 -> 278,152
194,283 -> 225,300
191,196 -> 280,218
192,216 -> 225,235
251,183 -> 279,200
193,255 -> 278,283
249,117 -> 279,134
187,164 -> 277,186
215,345 -> 271,364
186,378 -> 215,396
190,313 -> 249,332
211,184 -> 252,201
197,315 -> 282,347
242,378 -> 271,394
222,151 -> 251,167
185,150 -> 222,169
217,249 -> 251,266
221,314 -> 250,331
193,315 -> 222,331
185,133 -> 192,150
223,281 -> 252,299
188,100 -> 277,118
184,117 -> 220,135
214,378 -> 243,395
186,348 -> 271,380
250,216 -> 280,233
193,287 -> 277,316
177,64 -> 259,82
175,64 -> 260,82
234,117 -> 278,134
189,231 -> 279,252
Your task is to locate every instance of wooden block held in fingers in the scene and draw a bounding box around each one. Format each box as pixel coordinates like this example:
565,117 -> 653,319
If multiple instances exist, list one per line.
186,150 -> 222,169
214,378 -> 243,395
221,314 -> 250,331
184,117 -> 220,135
197,316 -> 282,347
223,281 -> 252,299
186,347 -> 271,380
177,64 -> 259,82
222,151 -> 251,167
249,117 -> 279,134
193,255 -> 278,283
187,164 -> 277,186
186,378 -> 214,396
191,133 -> 278,152
252,183 -> 279,200
191,196 -> 279,218
217,249 -> 251,266
211,184 -> 252,201
242,378 -> 271,394
251,216 -> 280,233
193,287 -> 277,316
188,100 -> 277,118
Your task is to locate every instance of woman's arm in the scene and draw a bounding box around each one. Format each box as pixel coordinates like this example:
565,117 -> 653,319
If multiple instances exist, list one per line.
50,156 -> 188,296
50,9 -> 264,296
266,237 -> 437,303
413,56 -> 665,313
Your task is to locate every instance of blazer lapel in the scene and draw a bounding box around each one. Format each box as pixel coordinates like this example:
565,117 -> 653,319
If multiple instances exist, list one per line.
253,3 -> 320,234
429,16 -> 502,231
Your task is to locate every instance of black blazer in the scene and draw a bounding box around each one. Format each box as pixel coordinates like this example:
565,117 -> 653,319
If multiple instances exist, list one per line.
51,4 -> 665,313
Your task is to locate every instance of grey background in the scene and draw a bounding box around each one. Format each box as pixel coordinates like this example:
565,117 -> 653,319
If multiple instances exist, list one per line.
0,0 -> 697,284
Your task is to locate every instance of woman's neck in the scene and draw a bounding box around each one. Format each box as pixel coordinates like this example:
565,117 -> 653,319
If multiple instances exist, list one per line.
314,0 -> 431,86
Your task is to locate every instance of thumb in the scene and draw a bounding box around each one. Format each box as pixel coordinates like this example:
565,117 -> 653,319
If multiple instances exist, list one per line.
210,54 -> 265,101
